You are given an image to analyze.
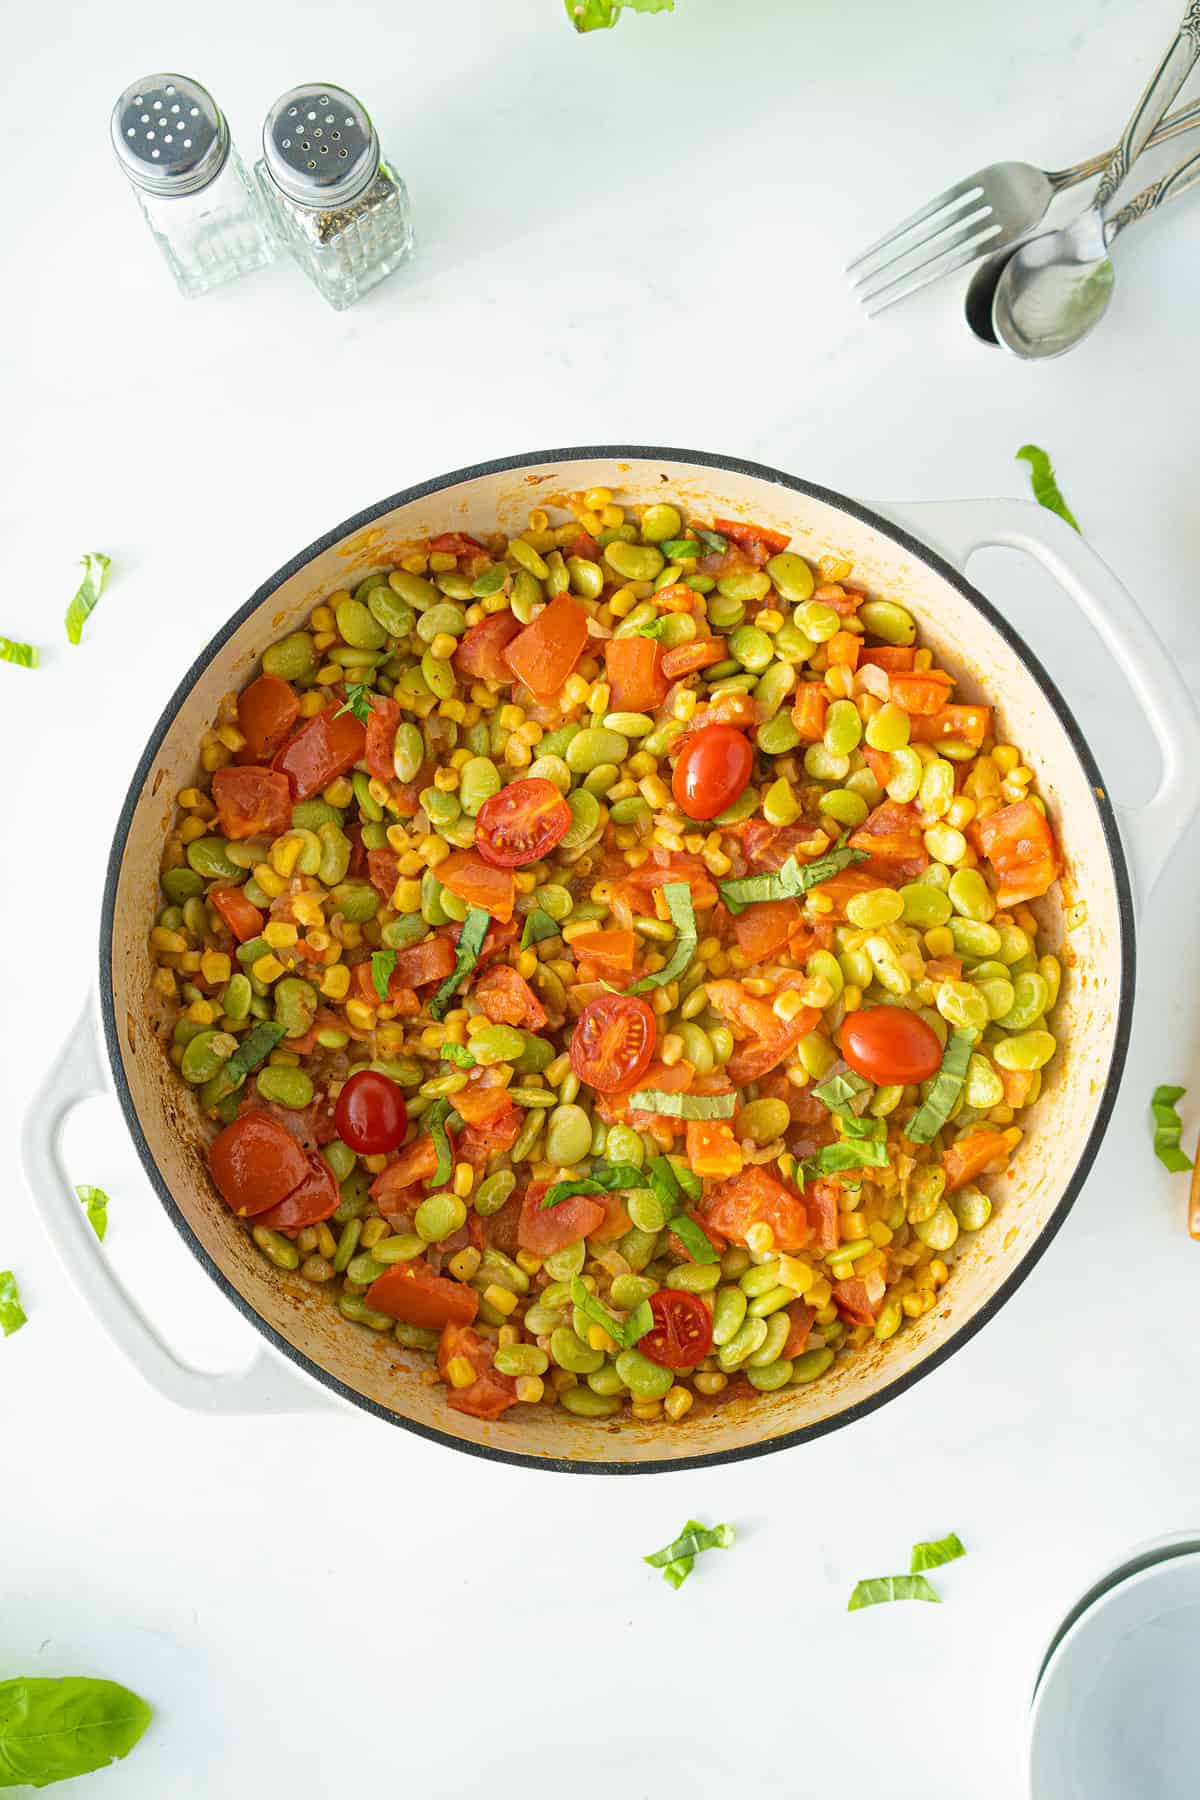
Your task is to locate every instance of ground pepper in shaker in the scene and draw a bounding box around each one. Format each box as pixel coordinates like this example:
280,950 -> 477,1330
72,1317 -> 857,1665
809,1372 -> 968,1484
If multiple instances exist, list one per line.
110,74 -> 275,299
255,84 -> 414,311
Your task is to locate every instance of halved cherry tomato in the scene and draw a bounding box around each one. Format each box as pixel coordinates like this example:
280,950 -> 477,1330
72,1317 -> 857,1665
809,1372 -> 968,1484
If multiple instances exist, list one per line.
209,885 -> 265,944
503,592 -> 589,702
841,1006 -> 943,1085
701,1164 -> 809,1254
942,1129 -> 1011,1190
975,799 -> 1061,906
364,695 -> 401,782
660,639 -> 725,682
366,1260 -> 478,1328
436,850 -> 515,922
208,1113 -> 311,1217
453,610 -> 522,684
334,1069 -> 409,1154
569,994 -> 656,1094
476,777 -> 571,867
236,673 -> 300,762
254,1152 -> 340,1231
672,724 -> 753,821
639,1289 -> 713,1369
272,705 -> 367,801
211,766 -> 292,840
517,1184 -> 605,1255
604,636 -> 668,712
712,516 -> 791,555
475,964 -> 547,1029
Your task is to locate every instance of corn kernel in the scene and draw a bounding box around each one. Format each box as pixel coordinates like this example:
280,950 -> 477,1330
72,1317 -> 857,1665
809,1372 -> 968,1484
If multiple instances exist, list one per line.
515,1250 -> 543,1277
756,608 -> 784,633
562,674 -> 590,707
631,1398 -> 663,1422
399,552 -> 429,574
298,690 -> 325,717
663,1385 -> 694,1422
480,1283 -> 516,1317
178,951 -> 203,975
150,926 -> 187,955
251,954 -> 285,984
345,998 -> 375,1032
324,777 -> 354,807
516,948 -> 538,980
177,787 -> 209,811
449,1162 -> 474,1201
252,863 -> 287,899
446,1355 -> 477,1389
587,1324 -> 617,1354
200,950 -> 231,985
200,742 -> 231,773
694,1371 -> 727,1396
263,920 -> 298,948
587,681 -> 611,713
390,878 -> 423,915
584,486 -> 613,510
746,1221 -> 775,1255
430,632 -> 458,661
152,966 -> 178,998
924,925 -> 955,958
515,1376 -> 546,1405
176,816 -> 208,846
777,1255 -> 815,1293
216,723 -> 246,753
319,965 -> 350,1001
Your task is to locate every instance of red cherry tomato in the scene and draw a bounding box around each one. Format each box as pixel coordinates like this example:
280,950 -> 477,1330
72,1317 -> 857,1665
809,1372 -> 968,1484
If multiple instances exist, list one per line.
334,1070 -> 409,1154
254,1152 -> 340,1231
672,725 -> 753,821
639,1289 -> 714,1369
207,1113 -> 310,1217
569,994 -> 656,1095
840,1005 -> 943,1085
475,777 -> 572,868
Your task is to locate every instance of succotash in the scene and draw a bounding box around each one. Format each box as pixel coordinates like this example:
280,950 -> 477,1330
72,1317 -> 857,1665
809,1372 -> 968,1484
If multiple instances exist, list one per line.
152,493 -> 1064,1426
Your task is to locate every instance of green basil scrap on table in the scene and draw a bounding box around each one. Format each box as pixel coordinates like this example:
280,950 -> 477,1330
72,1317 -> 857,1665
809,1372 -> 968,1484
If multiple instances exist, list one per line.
75,1185 -> 109,1243
1016,444 -> 1080,532
645,1520 -> 735,1590
566,0 -> 673,31
848,1574 -> 942,1611
0,1270 -> 27,1337
1151,1085 -> 1193,1173
0,636 -> 38,669
910,1531 -> 966,1573
0,1675 -> 152,1788
64,551 -> 111,646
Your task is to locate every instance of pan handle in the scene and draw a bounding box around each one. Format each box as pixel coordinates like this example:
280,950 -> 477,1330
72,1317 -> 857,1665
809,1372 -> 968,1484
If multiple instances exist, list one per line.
20,1001 -> 340,1416
876,497 -> 1200,913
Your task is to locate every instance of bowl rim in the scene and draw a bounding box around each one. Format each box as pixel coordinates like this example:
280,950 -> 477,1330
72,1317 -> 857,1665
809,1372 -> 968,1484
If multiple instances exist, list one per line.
98,443 -> 1135,1473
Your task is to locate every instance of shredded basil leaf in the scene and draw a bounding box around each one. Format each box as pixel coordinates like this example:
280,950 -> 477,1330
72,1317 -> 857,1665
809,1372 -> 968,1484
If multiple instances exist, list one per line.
425,1099 -> 453,1188
520,908 -> 561,951
634,616 -> 668,639
667,1212 -> 720,1264
0,1675 -> 153,1786
371,950 -> 397,1002
335,682 -> 376,724
0,1270 -> 27,1337
673,1161 -> 703,1201
646,1519 -> 735,1589
225,1021 -> 286,1082
430,905 -> 490,1021
812,1070 -> 873,1118
628,883 -> 697,994
570,1275 -> 649,1349
647,1154 -> 682,1209
800,1138 -> 890,1184
541,1164 -> 645,1210
75,1185 -> 109,1243
848,1574 -> 942,1611
838,1111 -> 886,1142
64,551 -> 111,645
566,0 -> 673,29
695,529 -> 728,553
719,848 -> 869,916
906,1028 -> 978,1144
0,636 -> 38,669
440,1043 -> 476,1069
625,1089 -> 737,1120
1016,444 -> 1080,533
1151,1084 -> 1194,1173
659,538 -> 704,560
910,1532 -> 966,1573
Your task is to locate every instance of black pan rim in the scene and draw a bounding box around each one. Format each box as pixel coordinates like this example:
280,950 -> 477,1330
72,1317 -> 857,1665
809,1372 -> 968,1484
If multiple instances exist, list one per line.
99,442 -> 1135,1475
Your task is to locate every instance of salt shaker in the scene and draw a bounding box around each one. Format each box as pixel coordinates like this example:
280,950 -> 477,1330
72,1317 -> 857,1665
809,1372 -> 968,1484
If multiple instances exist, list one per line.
110,74 -> 275,299
255,84 -> 414,311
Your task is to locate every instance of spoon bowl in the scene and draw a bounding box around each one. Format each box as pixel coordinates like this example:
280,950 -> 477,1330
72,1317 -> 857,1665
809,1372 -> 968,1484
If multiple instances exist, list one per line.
991,212 -> 1116,359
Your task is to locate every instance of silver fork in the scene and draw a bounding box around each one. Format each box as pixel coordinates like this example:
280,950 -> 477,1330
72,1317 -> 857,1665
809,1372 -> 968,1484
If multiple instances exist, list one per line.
846,98 -> 1200,315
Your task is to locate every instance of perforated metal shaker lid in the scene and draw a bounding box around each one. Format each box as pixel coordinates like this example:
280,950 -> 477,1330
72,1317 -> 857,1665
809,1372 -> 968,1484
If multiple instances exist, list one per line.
111,73 -> 229,197
261,85 -> 380,210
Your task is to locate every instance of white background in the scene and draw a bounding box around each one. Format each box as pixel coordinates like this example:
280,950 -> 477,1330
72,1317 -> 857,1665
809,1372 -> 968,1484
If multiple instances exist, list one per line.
4,1 -> 1200,1794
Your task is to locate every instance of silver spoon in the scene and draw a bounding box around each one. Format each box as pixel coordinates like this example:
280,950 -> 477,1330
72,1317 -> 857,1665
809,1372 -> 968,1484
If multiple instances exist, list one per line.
992,1 -> 1200,358
990,148 -> 1200,358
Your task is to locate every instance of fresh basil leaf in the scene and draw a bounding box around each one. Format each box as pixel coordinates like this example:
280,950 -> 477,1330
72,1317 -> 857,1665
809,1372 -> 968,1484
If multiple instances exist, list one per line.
838,1112 -> 886,1142
425,1099 -> 453,1188
335,681 -> 376,724
812,1070 -> 873,1118
659,538 -> 704,560
628,883 -> 697,994
0,1271 -> 27,1337
64,552 -> 111,646
1016,444 -> 1080,533
541,1164 -> 645,1210
440,1043 -> 476,1069
910,1532 -> 966,1573
75,1185 -> 109,1243
565,0 -> 673,30
0,1675 -> 152,1787
371,949 -> 397,1002
225,1021 -> 286,1083
719,848 -> 869,916
647,1153 -> 683,1210
906,1028 -> 978,1144
1151,1084 -> 1194,1173
520,908 -> 561,951
570,1275 -> 648,1349
848,1574 -> 941,1610
673,1161 -> 703,1202
624,1298 -> 654,1346
634,617 -> 668,639
800,1139 -> 890,1183
0,637 -> 38,669
624,1089 -> 737,1120
695,529 -> 728,553
645,1519 -> 735,1589
666,1212 -> 720,1264
430,905 -> 490,1021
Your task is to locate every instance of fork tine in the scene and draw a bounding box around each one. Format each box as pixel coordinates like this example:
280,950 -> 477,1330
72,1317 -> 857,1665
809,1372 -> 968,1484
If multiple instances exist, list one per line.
848,201 -> 993,294
861,224 -> 1005,317
844,177 -> 986,273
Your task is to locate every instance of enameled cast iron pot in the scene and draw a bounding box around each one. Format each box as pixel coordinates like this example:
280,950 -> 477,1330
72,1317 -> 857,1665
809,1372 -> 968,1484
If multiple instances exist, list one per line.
22,448 -> 1200,1473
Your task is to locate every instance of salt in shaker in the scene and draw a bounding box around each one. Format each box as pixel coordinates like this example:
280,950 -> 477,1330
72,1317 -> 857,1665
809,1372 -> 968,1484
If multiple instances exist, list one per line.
255,84 -> 414,312
110,73 -> 275,299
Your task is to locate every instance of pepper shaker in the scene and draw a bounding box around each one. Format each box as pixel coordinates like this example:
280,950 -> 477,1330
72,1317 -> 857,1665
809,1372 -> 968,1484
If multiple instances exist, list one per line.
255,84 -> 415,311
110,74 -> 275,299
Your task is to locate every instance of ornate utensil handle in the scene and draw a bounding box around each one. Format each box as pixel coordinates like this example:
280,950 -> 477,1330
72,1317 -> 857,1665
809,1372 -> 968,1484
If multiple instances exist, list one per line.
1105,145 -> 1200,237
1050,97 -> 1200,189
1094,2 -> 1200,212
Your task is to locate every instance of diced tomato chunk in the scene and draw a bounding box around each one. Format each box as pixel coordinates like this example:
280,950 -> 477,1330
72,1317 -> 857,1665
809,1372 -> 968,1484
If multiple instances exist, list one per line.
209,884 -> 265,943
454,610 -> 522,684
782,1302 -> 817,1358
701,1166 -> 809,1253
517,1184 -> 605,1255
211,766 -> 292,840
732,899 -> 802,962
942,1129 -> 1012,1189
436,850 -> 515,922
848,799 -> 930,881
832,1270 -> 886,1325
825,630 -> 861,670
454,1079 -> 514,1126
475,964 -> 547,1029
367,1261 -> 478,1329
791,684 -> 828,741
437,1321 -> 519,1420
570,929 -> 637,981
457,1108 -> 523,1169
705,980 -> 819,1083
237,673 -> 300,762
364,695 -> 401,782
660,639 -> 725,681
366,848 -> 400,902
805,1179 -> 841,1253
712,516 -> 791,555
891,670 -> 955,716
909,703 -> 991,747
975,799 -> 1061,906
272,706 -> 367,801
859,646 -> 915,672
605,636 -> 669,712
370,1137 -> 444,1213
686,1119 -> 744,1178
504,593 -> 589,702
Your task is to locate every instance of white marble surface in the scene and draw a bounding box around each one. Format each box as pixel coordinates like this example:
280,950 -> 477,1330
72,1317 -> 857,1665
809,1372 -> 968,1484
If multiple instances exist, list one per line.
4,1 -> 1200,1794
